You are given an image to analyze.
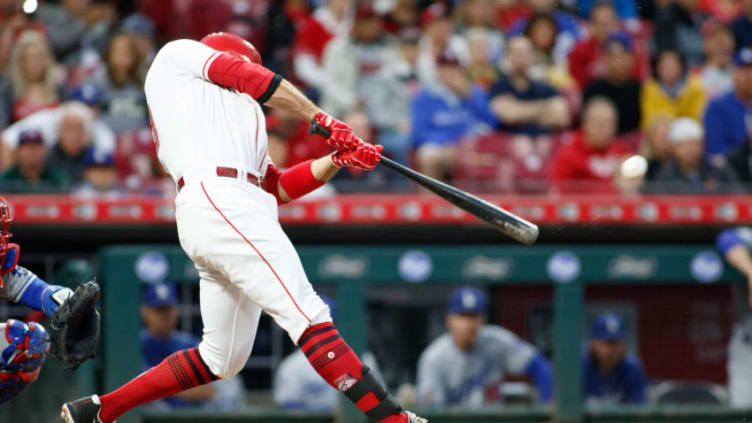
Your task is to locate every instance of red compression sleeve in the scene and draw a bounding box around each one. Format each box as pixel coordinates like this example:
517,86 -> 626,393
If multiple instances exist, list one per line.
262,160 -> 325,203
206,53 -> 282,103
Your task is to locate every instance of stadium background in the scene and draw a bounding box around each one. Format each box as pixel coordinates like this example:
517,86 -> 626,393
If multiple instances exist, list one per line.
1,0 -> 752,422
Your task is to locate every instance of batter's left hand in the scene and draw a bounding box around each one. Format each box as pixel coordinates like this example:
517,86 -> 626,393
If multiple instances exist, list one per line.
331,143 -> 383,171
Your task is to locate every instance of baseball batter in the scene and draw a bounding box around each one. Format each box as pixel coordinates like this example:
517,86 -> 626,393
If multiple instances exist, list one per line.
61,33 -> 425,423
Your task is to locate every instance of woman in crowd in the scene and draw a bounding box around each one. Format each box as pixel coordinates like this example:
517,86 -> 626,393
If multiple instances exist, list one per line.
641,49 -> 706,128
7,30 -> 61,123
88,32 -> 148,133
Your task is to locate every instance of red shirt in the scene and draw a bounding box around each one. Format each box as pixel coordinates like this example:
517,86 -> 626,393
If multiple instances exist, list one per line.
550,131 -> 629,193
292,15 -> 334,63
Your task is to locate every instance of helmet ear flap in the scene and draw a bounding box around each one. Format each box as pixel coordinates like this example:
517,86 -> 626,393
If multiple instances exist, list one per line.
1,243 -> 19,277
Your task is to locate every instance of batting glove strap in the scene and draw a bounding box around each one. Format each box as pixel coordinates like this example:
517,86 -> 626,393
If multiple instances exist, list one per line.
313,112 -> 358,153
331,144 -> 383,171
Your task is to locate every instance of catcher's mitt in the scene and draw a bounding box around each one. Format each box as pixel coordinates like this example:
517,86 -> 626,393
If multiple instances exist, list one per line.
49,281 -> 101,369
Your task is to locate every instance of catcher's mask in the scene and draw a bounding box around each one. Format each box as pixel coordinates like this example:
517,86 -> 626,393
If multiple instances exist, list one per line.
0,196 -> 19,281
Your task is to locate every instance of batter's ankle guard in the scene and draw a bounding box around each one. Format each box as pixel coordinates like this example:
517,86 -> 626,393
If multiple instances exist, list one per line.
344,365 -> 403,423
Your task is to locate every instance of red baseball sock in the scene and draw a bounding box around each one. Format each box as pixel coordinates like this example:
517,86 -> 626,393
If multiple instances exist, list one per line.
98,348 -> 217,423
299,322 -> 407,423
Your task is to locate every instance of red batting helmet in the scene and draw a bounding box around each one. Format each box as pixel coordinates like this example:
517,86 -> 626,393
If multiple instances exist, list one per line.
200,32 -> 262,65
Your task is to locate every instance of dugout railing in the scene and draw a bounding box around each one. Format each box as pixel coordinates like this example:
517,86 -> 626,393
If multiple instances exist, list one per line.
99,245 -> 751,423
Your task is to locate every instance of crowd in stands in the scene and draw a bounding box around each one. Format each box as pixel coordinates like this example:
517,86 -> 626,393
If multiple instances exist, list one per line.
4,0 -> 752,194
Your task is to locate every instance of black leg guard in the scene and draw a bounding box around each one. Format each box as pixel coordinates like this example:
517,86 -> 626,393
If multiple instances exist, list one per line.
343,365 -> 403,423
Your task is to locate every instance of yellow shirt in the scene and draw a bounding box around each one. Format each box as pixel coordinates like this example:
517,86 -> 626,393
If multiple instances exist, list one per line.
640,75 -> 706,128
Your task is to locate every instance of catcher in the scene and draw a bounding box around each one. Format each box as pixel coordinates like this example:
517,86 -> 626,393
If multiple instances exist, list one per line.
0,195 -> 100,405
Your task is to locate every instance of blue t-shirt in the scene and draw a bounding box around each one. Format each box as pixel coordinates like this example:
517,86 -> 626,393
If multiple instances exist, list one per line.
508,10 -> 582,39
704,92 -> 751,156
583,352 -> 647,405
140,329 -> 201,408
489,75 -> 560,136
410,85 -> 494,148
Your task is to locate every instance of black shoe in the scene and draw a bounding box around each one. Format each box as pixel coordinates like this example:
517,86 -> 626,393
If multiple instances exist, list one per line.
61,395 -> 106,423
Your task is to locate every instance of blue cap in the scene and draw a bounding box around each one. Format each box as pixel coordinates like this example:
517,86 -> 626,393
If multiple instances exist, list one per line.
591,312 -> 626,340
448,287 -> 487,315
67,84 -> 102,107
82,149 -> 114,168
321,295 -> 337,320
122,13 -> 156,38
736,47 -> 752,67
142,282 -> 178,307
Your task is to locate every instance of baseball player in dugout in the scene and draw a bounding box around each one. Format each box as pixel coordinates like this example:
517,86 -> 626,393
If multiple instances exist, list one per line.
61,32 -> 425,423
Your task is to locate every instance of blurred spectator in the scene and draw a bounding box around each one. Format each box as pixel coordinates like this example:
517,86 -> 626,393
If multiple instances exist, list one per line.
274,296 -> 383,411
507,0 -> 582,54
525,13 -> 576,93
727,132 -> 752,184
416,2 -> 468,85
264,0 -> 309,74
7,31 -> 61,123
653,0 -> 707,68
121,14 -> 157,66
704,47 -> 752,157
641,114 -> 674,180
649,117 -> 741,193
383,0 -> 419,33
364,27 -> 421,165
568,1 -> 621,89
140,283 -> 244,411
489,36 -> 571,136
465,28 -> 500,89
0,130 -> 70,192
455,0 -> 504,61
1,100 -> 115,167
292,0 -> 353,92
46,102 -> 95,184
88,32 -> 148,133
584,312 -> 647,406
550,97 -> 629,193
137,0 -> 233,42
715,227 -> 752,408
641,49 -> 706,128
584,33 -> 641,135
411,50 -> 493,181
320,5 -> 397,118
416,287 -> 552,407
35,0 -> 90,63
577,0 -> 639,20
699,0 -> 743,23
696,19 -> 735,100
731,0 -> 752,49
74,149 -> 119,196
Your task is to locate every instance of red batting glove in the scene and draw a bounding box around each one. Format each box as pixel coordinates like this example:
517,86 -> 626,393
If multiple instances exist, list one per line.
313,111 -> 358,152
331,144 -> 384,171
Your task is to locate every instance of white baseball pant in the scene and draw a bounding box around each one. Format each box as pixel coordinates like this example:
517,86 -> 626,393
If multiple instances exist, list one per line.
729,316 -> 752,407
175,173 -> 331,379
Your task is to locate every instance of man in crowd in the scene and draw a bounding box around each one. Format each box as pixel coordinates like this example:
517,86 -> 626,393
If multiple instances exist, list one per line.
0,129 -> 69,192
568,1 -> 620,89
74,150 -> 119,195
321,5 -> 396,118
490,36 -> 570,137
46,102 -> 96,185
583,32 -> 641,135
416,287 -> 552,406
650,117 -> 740,193
140,282 -> 244,410
411,49 -> 493,181
696,19 -> 735,100
653,0 -> 706,68
584,312 -> 647,405
550,97 -> 628,193
704,48 -> 752,157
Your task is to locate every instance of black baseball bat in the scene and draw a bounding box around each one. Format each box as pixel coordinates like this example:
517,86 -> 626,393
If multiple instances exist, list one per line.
310,123 -> 539,245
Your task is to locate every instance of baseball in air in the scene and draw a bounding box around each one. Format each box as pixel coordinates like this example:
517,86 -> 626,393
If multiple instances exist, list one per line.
620,155 -> 648,179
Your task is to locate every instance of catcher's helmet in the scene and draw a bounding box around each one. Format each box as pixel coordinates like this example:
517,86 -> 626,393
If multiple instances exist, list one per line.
0,196 -> 12,266
200,32 -> 262,65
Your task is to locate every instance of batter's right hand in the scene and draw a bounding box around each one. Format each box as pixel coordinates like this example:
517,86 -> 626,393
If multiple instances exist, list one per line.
313,111 -> 358,152
331,143 -> 384,171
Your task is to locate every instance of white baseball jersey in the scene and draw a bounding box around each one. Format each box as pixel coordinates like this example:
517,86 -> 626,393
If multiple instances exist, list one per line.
416,325 -> 536,407
144,39 -> 272,182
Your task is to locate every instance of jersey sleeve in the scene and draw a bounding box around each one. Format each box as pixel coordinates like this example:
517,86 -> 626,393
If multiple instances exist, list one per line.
416,344 -> 447,406
156,39 -> 282,103
491,326 -> 537,375
716,227 -> 752,255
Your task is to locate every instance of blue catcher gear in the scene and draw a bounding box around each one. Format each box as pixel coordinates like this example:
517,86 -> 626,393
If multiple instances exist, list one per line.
0,195 -> 18,281
0,319 -> 50,404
